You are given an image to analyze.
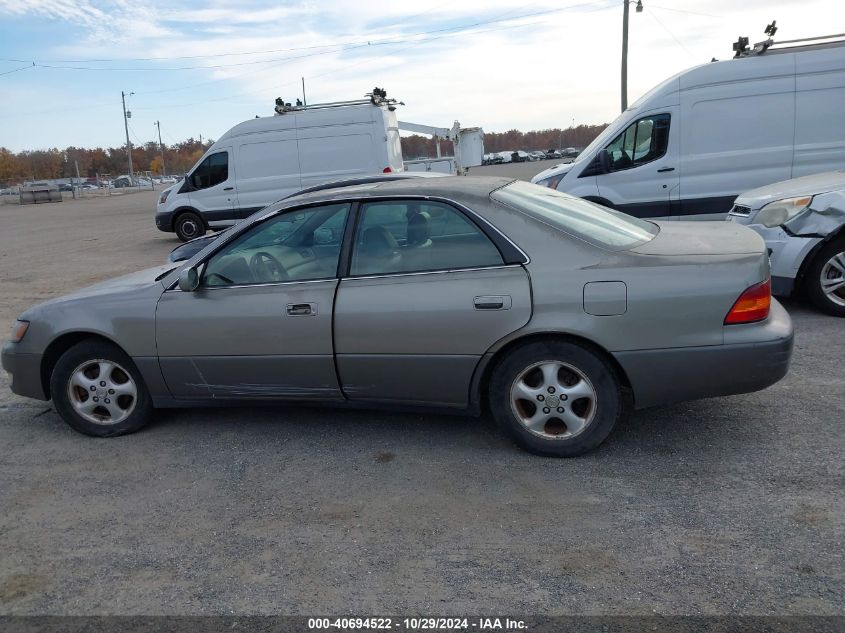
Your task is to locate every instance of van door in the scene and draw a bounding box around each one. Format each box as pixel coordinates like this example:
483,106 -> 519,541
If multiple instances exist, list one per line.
793,47 -> 845,177
186,148 -> 237,227
234,131 -> 300,218
678,58 -> 795,219
595,109 -> 679,219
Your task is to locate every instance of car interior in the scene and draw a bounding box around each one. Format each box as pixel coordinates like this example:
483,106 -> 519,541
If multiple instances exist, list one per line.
200,199 -> 505,287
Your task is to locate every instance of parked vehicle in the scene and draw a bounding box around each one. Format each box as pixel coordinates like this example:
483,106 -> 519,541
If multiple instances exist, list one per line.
112,176 -> 135,188
532,35 -> 845,219
167,172 -> 447,263
511,151 -> 530,163
497,151 -> 513,164
727,169 -> 845,316
3,177 -> 792,457
156,91 -> 405,241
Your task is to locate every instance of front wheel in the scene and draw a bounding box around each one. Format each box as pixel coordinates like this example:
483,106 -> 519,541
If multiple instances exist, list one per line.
174,211 -> 205,242
50,340 -> 153,437
805,238 -> 845,317
489,340 -> 624,457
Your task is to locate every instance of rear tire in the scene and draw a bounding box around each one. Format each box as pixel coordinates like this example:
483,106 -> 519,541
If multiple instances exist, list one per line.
174,211 -> 205,242
489,340 -> 624,457
50,340 -> 153,437
805,237 -> 845,317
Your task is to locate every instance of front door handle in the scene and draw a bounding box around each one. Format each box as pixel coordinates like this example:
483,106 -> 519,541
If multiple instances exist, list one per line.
223,186 -> 234,191
286,303 -> 316,316
657,167 -> 675,173
474,295 -> 511,310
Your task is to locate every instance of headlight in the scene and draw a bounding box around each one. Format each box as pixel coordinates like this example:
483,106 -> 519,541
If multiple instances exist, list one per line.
159,189 -> 170,204
755,196 -> 812,228
537,172 -> 566,190
9,320 -> 29,343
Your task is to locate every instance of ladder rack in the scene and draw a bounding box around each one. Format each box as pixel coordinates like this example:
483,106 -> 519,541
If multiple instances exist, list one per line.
274,87 -> 402,115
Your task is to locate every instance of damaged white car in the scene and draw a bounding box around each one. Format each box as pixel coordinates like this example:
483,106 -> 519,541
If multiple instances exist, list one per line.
728,170 -> 845,316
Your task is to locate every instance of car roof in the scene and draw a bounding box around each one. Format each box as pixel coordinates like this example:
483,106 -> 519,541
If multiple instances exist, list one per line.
284,175 -> 516,206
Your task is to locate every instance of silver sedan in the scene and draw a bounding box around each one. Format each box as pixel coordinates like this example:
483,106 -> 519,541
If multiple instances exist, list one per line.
2,177 -> 793,456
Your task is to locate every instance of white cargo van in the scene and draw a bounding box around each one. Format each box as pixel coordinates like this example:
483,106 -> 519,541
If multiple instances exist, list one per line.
532,35 -> 845,220
156,93 -> 404,240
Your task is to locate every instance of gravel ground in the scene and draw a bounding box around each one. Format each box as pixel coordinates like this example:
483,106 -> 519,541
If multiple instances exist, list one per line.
0,169 -> 842,616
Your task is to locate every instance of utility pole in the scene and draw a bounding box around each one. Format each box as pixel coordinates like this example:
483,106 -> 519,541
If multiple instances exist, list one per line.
121,90 -> 134,180
621,0 -> 643,112
302,77 -> 307,106
154,120 -> 166,176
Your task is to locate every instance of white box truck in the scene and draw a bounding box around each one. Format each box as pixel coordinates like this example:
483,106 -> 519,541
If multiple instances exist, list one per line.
532,34 -> 845,220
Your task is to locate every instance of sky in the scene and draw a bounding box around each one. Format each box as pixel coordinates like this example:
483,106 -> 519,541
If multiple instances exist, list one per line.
0,0 -> 839,152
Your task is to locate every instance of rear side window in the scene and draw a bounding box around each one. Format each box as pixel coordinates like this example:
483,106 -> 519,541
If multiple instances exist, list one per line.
491,181 -> 658,250
190,152 -> 229,190
350,200 -> 503,276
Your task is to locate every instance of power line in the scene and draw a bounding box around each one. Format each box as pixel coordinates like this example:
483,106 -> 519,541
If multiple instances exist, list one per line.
647,9 -> 696,59
0,63 -> 34,78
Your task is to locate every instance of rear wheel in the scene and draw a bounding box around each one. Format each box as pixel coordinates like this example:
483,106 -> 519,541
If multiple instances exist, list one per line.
805,238 -> 845,317
50,340 -> 153,437
174,211 -> 205,242
489,340 -> 624,457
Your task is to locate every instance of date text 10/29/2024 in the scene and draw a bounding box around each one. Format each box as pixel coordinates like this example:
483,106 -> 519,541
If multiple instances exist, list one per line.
308,618 -> 527,630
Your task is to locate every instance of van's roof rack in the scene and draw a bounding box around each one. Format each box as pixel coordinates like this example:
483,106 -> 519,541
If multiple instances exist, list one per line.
274,86 -> 403,115
732,23 -> 845,58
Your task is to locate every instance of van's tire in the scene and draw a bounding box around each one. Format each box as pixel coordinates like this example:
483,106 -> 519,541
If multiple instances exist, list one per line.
174,211 -> 205,242
488,340 -> 624,457
805,237 -> 845,317
50,340 -> 153,437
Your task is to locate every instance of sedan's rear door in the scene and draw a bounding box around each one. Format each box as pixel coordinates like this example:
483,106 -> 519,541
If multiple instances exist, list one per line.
333,199 -> 532,407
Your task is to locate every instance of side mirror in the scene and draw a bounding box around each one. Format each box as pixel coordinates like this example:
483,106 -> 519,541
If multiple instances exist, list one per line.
598,149 -> 611,173
178,267 -> 200,292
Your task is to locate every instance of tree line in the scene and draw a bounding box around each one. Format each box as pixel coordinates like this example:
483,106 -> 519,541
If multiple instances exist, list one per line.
0,123 -> 609,186
401,124 -> 608,159
0,138 -> 212,186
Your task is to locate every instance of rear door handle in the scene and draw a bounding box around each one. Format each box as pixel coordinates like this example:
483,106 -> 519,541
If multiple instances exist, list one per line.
474,295 -> 511,310
223,186 -> 234,191
286,303 -> 316,316
657,167 -> 675,173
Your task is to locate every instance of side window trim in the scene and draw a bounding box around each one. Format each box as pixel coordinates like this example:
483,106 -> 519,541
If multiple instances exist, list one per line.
607,113 -> 670,173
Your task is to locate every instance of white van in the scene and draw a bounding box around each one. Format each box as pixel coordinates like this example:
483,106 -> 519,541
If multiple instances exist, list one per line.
532,36 -> 845,220
156,95 -> 404,240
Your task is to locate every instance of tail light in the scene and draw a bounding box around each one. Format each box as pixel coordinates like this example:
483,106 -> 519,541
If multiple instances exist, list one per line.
383,167 -> 393,173
724,279 -> 771,324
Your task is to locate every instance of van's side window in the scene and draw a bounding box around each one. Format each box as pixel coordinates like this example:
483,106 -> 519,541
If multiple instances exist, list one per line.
605,114 -> 670,171
190,152 -> 229,190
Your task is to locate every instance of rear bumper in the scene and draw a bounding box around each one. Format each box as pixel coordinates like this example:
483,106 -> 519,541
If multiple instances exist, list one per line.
614,300 -> 794,409
1,343 -> 47,400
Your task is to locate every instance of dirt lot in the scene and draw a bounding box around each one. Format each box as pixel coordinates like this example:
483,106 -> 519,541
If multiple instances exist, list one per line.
0,170 -> 842,616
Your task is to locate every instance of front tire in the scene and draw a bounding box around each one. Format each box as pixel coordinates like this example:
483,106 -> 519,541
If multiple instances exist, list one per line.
805,237 -> 845,317
489,340 -> 624,457
174,211 -> 205,242
50,340 -> 153,437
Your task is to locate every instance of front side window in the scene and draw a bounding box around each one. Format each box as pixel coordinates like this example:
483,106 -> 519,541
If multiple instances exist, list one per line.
350,200 -> 503,276
202,203 -> 350,287
604,113 -> 670,171
190,151 -> 229,190
491,180 -> 658,250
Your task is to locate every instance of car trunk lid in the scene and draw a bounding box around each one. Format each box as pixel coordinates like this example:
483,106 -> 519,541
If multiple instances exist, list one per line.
631,221 -> 765,256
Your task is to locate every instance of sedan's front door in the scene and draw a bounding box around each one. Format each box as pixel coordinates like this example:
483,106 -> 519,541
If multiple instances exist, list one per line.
333,199 -> 532,407
156,202 -> 351,400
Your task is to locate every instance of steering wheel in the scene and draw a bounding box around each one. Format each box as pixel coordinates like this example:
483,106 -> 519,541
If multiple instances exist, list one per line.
249,251 -> 289,282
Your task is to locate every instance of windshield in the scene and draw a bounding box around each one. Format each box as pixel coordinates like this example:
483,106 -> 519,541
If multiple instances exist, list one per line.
491,181 -> 658,250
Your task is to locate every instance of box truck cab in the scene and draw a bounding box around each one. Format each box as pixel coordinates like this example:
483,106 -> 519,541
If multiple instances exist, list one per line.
156,94 -> 404,240
532,37 -> 845,220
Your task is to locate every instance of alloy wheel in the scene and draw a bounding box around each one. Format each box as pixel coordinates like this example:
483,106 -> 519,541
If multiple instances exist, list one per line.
67,359 -> 138,425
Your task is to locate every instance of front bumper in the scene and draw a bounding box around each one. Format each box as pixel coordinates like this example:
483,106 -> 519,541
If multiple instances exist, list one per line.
613,300 -> 794,409
155,209 -> 175,233
1,342 -> 47,400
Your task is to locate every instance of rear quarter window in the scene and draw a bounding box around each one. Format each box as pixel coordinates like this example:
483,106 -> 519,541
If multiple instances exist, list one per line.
491,180 -> 658,250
